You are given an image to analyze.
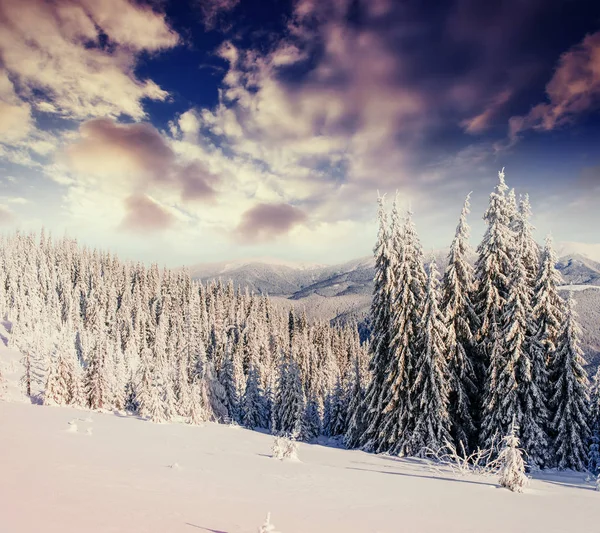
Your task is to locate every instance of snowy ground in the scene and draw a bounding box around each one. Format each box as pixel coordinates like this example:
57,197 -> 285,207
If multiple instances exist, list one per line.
1,399 -> 599,533
2,335 -> 600,533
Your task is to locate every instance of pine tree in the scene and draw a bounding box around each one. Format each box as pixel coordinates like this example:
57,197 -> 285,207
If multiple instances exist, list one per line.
498,420 -> 528,493
511,201 -> 550,468
242,365 -> 266,430
220,347 -> 241,423
360,194 -> 395,450
378,205 -> 425,455
20,350 -> 32,398
274,356 -> 304,437
188,378 -> 207,425
344,355 -> 367,448
302,393 -> 321,441
550,295 -> 590,470
408,258 -> 451,455
44,348 -> 73,406
476,169 -> 514,449
532,235 -> 564,387
328,377 -> 348,438
85,338 -> 109,410
442,194 -> 478,453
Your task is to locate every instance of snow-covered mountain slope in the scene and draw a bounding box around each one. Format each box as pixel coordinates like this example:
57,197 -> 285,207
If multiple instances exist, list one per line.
555,242 -> 600,263
2,399 -> 599,533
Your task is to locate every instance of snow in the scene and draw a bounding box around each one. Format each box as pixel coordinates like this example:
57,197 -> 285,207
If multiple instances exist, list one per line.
2,398 -> 600,533
555,242 -> 600,264
559,284 -> 600,292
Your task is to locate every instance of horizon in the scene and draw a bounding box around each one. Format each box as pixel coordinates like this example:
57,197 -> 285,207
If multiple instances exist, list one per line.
1,0 -> 599,266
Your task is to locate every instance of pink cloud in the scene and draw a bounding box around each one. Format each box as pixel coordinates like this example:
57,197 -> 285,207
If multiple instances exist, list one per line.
509,31 -> 600,138
462,89 -> 512,134
120,194 -> 174,233
234,203 -> 307,243
65,118 -> 219,201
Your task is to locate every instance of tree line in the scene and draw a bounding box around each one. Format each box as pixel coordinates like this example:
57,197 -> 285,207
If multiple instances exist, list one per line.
0,232 -> 369,440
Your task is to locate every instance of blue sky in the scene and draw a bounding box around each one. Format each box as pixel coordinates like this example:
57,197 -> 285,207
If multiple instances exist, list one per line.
0,0 -> 599,266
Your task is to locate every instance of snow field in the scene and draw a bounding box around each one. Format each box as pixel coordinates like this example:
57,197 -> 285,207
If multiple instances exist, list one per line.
2,400 -> 600,533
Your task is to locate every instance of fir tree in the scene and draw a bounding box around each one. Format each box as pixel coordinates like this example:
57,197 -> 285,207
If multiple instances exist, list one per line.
498,420 -> 528,493
475,169 -> 513,374
442,194 -> 478,453
242,365 -> 266,430
302,393 -> 321,441
551,295 -> 590,470
274,356 -> 304,437
344,355 -> 367,448
188,378 -> 207,425
328,377 -> 348,438
378,205 -> 425,455
361,194 -> 395,450
408,258 -> 451,455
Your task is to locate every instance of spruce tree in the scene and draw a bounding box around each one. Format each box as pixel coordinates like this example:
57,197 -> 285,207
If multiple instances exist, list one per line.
532,235 -> 564,381
442,194 -> 478,453
379,205 -> 425,455
274,356 -> 305,437
498,420 -> 528,493
512,200 -> 549,468
360,194 -> 395,451
344,355 -> 367,448
475,169 -> 514,449
408,258 -> 451,455
188,378 -> 207,425
550,295 -> 590,471
241,365 -> 265,430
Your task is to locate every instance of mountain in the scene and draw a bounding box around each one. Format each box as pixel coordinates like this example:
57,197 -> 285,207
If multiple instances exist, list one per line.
191,246 -> 600,368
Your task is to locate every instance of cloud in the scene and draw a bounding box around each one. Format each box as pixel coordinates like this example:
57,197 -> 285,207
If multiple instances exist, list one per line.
509,31 -> 600,139
234,203 -> 307,243
196,0 -> 240,30
119,194 -> 174,233
65,118 -> 219,200
0,205 -> 15,225
0,0 -> 178,122
0,71 -> 34,143
66,118 -> 175,183
462,89 -> 512,134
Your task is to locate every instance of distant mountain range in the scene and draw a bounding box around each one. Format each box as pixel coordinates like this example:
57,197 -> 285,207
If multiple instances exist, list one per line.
190,244 -> 600,369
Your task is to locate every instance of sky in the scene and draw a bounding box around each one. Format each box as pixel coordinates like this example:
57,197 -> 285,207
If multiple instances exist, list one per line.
0,0 -> 599,267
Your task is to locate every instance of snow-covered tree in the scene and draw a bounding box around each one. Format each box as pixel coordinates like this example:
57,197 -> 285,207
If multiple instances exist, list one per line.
550,295 -> 590,470
273,356 -> 304,437
344,354 -> 367,448
378,205 -> 425,455
498,420 -> 528,493
361,194 -> 395,450
441,194 -> 478,452
188,378 -> 207,425
408,257 -> 451,455
242,365 -> 266,430
532,235 -> 564,377
474,169 -> 513,369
